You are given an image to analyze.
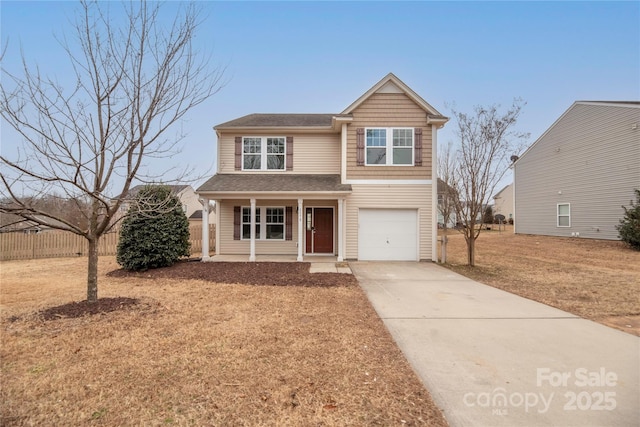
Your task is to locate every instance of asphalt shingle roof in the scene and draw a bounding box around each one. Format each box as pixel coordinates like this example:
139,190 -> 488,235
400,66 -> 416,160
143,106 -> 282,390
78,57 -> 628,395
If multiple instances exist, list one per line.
215,114 -> 337,129
197,174 -> 351,193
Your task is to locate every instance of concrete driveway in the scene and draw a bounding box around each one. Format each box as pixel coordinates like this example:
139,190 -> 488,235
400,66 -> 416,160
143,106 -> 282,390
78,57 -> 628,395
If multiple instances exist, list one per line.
351,262 -> 640,427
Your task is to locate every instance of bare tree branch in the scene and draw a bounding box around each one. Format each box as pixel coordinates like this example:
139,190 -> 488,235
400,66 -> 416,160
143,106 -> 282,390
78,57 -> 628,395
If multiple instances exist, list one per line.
0,0 -> 225,301
445,99 -> 529,266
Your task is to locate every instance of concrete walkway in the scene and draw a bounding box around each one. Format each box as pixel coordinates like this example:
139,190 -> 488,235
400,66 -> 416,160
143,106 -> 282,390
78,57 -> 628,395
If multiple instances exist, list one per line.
351,262 -> 639,427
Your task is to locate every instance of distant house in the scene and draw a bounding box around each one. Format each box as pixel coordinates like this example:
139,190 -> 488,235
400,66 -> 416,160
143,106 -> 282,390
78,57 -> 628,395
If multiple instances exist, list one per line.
493,183 -> 514,223
437,178 -> 457,228
0,214 -> 73,234
513,101 -> 640,240
118,185 -> 215,225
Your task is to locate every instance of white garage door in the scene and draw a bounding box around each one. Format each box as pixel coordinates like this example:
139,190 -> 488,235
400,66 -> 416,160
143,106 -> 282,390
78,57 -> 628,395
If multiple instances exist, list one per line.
358,209 -> 418,261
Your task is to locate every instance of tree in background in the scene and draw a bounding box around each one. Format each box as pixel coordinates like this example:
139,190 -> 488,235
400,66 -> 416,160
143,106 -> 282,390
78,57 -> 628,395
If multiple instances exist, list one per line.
117,185 -> 190,271
0,1 -> 223,301
483,205 -> 494,225
447,99 -> 529,266
617,189 -> 640,250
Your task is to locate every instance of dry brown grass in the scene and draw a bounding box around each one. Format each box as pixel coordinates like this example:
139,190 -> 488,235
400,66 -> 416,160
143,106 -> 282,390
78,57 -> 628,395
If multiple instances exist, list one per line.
0,257 -> 447,426
441,227 -> 640,335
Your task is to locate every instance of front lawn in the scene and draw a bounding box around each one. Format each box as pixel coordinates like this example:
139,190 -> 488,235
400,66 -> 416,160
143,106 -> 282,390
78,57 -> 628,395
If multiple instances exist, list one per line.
441,228 -> 640,336
0,257 -> 447,426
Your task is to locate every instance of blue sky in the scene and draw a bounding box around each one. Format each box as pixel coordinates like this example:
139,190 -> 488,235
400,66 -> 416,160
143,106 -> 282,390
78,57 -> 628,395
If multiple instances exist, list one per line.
2,1 -> 639,193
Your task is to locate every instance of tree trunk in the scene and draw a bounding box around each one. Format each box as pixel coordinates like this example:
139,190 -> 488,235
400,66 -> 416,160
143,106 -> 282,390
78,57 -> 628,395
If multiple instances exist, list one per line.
467,236 -> 475,266
87,237 -> 99,302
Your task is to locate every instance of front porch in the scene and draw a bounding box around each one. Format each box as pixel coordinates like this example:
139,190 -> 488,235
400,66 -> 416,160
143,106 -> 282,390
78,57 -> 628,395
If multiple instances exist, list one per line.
197,174 -> 352,263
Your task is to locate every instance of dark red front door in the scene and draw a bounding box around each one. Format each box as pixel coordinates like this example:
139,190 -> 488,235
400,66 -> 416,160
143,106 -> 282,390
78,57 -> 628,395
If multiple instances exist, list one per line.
305,207 -> 333,254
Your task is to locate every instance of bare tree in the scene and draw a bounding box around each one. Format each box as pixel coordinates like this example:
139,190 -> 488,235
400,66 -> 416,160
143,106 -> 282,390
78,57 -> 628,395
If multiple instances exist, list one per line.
0,1 -> 224,302
448,99 -> 528,266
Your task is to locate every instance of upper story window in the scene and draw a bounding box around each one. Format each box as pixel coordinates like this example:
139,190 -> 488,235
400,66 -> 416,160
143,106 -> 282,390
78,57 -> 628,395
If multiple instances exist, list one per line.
365,128 -> 414,166
243,137 -> 285,170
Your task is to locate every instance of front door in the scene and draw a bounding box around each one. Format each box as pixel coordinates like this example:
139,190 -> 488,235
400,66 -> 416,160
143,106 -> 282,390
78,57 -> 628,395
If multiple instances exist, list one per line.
305,207 -> 334,254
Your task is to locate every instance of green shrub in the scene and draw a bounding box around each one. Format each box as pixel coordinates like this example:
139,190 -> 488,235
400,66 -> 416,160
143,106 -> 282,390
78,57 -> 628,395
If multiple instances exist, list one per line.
617,189 -> 640,251
117,185 -> 191,270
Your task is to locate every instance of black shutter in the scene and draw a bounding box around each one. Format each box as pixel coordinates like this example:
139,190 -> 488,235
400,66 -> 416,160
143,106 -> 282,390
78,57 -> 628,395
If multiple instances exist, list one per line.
233,206 -> 241,240
286,136 -> 293,171
414,128 -> 422,166
356,128 -> 365,166
235,137 -> 242,170
285,206 -> 293,240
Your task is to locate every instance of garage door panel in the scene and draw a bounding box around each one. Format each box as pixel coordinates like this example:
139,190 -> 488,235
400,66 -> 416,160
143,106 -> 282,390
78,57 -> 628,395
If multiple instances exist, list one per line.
358,209 -> 417,261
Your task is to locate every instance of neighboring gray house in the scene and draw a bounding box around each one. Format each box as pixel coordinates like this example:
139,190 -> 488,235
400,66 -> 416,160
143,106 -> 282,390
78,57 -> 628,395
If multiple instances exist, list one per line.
493,183 -> 514,223
513,101 -> 640,240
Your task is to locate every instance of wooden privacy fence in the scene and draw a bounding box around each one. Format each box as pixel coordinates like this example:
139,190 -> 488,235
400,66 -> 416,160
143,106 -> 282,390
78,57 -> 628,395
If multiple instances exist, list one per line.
0,224 -> 215,261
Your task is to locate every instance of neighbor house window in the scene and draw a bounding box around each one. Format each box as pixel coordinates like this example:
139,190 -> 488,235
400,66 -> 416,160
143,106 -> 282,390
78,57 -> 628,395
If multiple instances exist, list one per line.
242,207 -> 284,240
365,128 -> 413,165
557,203 -> 570,227
242,137 -> 285,170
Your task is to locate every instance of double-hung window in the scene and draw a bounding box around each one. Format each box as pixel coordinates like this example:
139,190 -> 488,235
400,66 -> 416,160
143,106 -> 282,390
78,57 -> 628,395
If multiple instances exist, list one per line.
242,137 -> 285,170
365,128 -> 413,165
242,207 -> 285,240
557,203 -> 570,227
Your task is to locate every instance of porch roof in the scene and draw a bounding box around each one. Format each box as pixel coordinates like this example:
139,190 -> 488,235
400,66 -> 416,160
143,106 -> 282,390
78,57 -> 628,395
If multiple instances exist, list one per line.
197,174 -> 352,196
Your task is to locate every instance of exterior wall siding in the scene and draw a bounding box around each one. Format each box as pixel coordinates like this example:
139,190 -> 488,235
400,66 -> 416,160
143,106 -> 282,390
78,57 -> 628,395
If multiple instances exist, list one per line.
217,199 -> 339,256
346,93 -> 432,180
217,133 -> 340,174
493,184 -> 514,221
345,184 -> 432,260
514,103 -> 640,240
218,199 -> 298,255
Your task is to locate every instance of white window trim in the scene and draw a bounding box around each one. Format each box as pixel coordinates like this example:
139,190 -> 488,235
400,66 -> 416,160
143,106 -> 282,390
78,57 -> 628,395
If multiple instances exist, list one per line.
557,203 -> 571,227
242,136 -> 286,171
364,127 -> 414,166
241,206 -> 286,240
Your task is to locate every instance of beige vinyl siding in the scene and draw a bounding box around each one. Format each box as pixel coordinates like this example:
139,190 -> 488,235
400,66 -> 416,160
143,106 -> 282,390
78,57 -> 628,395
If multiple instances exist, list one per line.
493,184 -> 514,220
217,199 -> 340,255
218,199 -> 298,255
346,93 -> 432,180
345,184 -> 432,260
217,132 -> 340,174
514,103 -> 640,240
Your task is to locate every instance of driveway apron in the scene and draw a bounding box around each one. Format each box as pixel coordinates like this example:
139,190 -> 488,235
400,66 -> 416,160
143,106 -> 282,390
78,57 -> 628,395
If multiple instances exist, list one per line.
351,261 -> 639,427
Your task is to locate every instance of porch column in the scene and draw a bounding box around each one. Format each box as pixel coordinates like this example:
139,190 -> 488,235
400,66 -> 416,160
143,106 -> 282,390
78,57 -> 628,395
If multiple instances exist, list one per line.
200,197 -> 210,261
214,200 -> 220,256
337,198 -> 344,262
297,198 -> 304,261
249,198 -> 256,262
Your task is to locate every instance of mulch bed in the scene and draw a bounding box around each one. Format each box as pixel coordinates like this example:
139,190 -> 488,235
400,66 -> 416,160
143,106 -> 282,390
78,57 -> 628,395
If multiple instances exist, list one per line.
107,261 -> 358,288
39,297 -> 139,321
36,262 -> 357,321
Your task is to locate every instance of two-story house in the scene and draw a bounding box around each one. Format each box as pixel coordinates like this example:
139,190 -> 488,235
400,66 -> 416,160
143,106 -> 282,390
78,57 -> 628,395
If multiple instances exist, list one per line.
197,73 -> 448,261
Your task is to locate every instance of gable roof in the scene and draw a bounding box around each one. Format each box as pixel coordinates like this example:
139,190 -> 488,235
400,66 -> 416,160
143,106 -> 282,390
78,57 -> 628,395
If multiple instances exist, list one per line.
514,101 -> 640,165
341,73 -> 446,119
214,73 -> 447,131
